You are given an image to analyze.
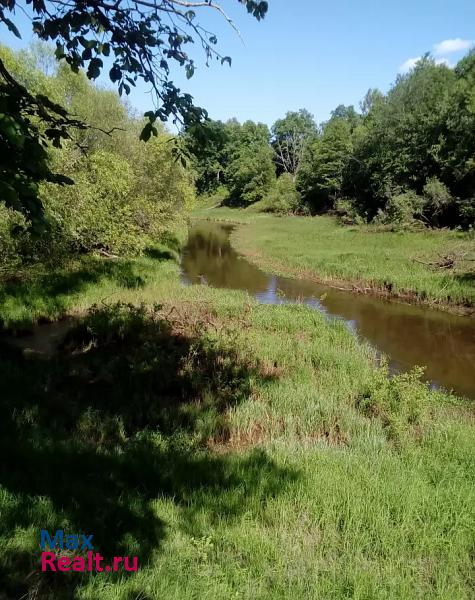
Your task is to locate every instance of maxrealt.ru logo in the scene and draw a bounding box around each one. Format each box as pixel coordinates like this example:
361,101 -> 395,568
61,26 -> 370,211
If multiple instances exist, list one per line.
40,530 -> 138,573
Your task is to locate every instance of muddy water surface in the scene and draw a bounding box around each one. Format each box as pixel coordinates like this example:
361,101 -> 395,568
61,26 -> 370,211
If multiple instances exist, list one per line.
181,221 -> 475,399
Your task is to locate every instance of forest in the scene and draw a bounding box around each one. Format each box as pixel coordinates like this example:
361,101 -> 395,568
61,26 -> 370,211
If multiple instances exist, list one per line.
1,1 -> 475,599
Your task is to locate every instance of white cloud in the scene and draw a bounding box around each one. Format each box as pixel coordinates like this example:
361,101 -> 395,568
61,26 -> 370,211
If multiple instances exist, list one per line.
399,55 -> 453,74
433,38 -> 473,55
399,37 -> 472,75
398,57 -> 421,74
435,57 -> 452,68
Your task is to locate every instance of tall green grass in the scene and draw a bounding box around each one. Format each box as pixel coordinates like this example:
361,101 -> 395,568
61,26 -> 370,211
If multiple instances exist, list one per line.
0,246 -> 474,598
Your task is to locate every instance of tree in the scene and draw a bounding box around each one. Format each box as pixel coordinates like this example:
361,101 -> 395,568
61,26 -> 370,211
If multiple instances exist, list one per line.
271,109 -> 317,179
297,115 -> 353,210
0,0 -> 269,226
184,119 -> 230,194
225,120 -> 276,204
330,104 -> 360,131
347,56 -> 462,222
360,88 -> 384,117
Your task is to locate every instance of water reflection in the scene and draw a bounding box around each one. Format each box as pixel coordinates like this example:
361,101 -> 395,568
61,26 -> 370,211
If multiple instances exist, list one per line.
181,222 -> 475,398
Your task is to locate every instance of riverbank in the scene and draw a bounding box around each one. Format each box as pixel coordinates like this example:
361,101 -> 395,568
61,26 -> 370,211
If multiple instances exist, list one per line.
194,207 -> 475,314
1,244 -> 475,599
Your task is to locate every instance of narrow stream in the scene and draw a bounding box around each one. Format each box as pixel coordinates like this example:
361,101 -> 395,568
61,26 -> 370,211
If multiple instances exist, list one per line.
181,221 -> 475,399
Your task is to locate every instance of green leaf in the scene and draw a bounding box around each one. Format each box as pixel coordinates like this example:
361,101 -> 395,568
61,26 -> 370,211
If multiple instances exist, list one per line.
87,57 -> 103,80
140,122 -> 153,142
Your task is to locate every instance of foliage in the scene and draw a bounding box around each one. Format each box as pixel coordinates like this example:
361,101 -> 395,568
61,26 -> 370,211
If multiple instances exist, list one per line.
184,119 -> 230,194
0,48 -> 76,229
259,173 -> 302,214
225,120 -> 276,204
43,133 -> 194,256
0,1 -> 268,226
346,54 -> 475,227
187,50 -> 474,230
333,198 -> 365,225
297,116 -> 353,211
357,365 -> 432,444
0,204 -> 28,278
280,53 -> 475,229
0,45 -> 193,277
271,108 -> 316,178
373,190 -> 425,230
422,177 -> 454,225
197,185 -> 230,208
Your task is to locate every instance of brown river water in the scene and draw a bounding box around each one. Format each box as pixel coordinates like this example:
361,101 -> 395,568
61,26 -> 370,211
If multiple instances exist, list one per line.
181,221 -> 475,399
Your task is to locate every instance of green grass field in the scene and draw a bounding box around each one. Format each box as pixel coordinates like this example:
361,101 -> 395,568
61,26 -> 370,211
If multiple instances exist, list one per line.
193,207 -> 475,311
1,246 -> 474,599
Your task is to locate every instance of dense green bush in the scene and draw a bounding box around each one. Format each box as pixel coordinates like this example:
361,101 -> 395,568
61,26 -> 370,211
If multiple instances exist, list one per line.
42,135 -> 194,256
422,177 -> 454,225
260,173 -> 302,214
42,150 -> 138,254
373,191 -> 424,229
0,205 -> 28,278
333,198 -> 365,225
0,44 -> 194,276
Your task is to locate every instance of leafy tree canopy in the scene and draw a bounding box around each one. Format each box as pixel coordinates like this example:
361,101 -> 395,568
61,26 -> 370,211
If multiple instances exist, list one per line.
271,109 -> 316,179
0,0 -> 269,225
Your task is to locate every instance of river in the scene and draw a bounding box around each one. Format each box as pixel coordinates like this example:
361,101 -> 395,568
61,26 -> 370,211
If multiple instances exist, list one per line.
181,221 -> 475,399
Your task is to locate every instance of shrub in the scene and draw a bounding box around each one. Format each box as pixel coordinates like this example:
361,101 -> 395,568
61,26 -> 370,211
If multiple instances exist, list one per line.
374,190 -> 424,229
457,196 -> 475,229
356,365 -> 432,445
334,197 -> 365,225
422,177 -> 454,225
260,173 -> 302,214
42,134 -> 195,256
42,150 -> 138,255
0,205 -> 28,279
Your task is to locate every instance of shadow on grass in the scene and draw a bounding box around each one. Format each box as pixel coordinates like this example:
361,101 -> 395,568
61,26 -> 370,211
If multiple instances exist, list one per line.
143,246 -> 176,261
0,258 -> 147,330
454,271 -> 475,284
0,303 -> 297,599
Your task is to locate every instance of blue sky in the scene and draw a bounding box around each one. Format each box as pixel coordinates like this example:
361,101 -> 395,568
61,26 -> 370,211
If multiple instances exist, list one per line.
3,0 -> 475,126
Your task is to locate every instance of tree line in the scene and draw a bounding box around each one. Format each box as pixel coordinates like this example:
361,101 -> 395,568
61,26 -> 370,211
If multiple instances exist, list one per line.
1,43 -> 473,281
186,52 -> 475,229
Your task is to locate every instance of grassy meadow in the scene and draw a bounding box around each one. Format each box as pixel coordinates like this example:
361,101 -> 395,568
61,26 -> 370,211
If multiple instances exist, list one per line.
1,244 -> 475,599
194,207 -> 475,312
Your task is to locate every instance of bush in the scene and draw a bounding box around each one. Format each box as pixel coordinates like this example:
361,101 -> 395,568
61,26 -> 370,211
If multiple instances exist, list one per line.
0,206 -> 28,279
226,148 -> 276,205
422,177 -> 454,225
334,198 -> 365,225
42,150 -> 138,255
357,365 -> 432,445
198,186 -> 229,208
374,190 -> 424,229
458,197 -> 475,229
42,133 -> 195,256
260,173 -> 302,214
